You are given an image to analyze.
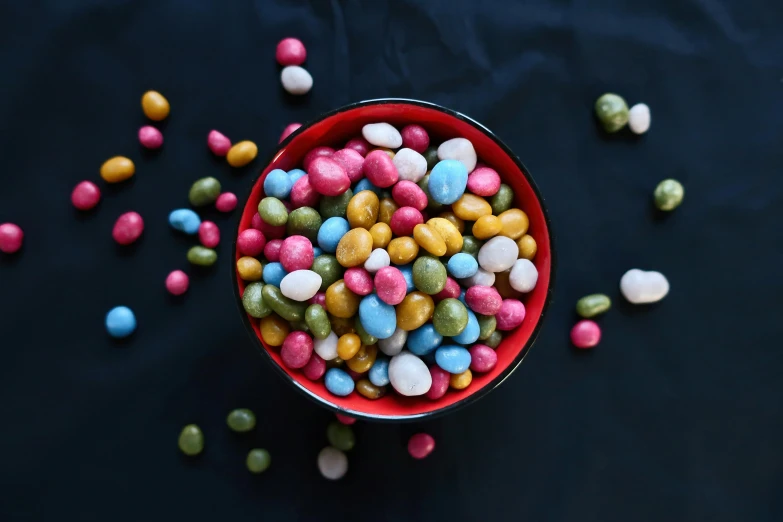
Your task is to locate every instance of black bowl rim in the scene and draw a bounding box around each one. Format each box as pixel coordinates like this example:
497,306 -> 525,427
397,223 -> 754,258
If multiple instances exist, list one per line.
232,97 -> 557,422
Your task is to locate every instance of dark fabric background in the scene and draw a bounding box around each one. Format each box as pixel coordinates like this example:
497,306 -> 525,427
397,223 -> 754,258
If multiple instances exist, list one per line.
1,1 -> 781,521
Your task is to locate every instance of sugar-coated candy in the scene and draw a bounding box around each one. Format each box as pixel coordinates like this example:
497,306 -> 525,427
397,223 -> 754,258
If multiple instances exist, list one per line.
477,236 -> 518,272
364,248 -> 390,273
314,331 -> 339,360
389,351 -> 432,396
178,425 -> 204,456
280,270 -> 322,301
571,320 -> 601,349
215,192 -> 237,212
393,148 -> 428,183
276,37 -> 306,66
112,211 -> 144,245
332,148 -> 365,183
447,253 -> 479,279
395,291 -> 434,331
369,357 -> 390,386
100,156 -> 135,183
408,433 -> 435,459
407,324 -> 443,356
264,169 -> 294,199
246,448 -> 272,474
279,122 -> 301,143
377,327 -> 408,356
0,223 -> 23,254
576,294 -> 611,318
325,368 -> 355,396
226,408 -> 256,432
227,141 -> 258,167
426,366 -> 450,399
317,217 -> 350,253
595,93 -> 629,133
281,331 -> 313,368
428,159 -> 468,204
302,353 -> 327,380
628,103 -> 651,134
509,258 -> 538,293
207,130 -> 231,156
318,446 -> 348,480
279,235 -> 314,272
469,344 -> 497,372
165,270 -> 189,295
71,181 -> 101,210
308,156 -> 351,196
620,269 -> 669,304
362,122 -> 402,148
281,65 -> 313,95
452,309 -> 480,345
432,298 -> 468,337
437,137 -> 477,173
363,150 -> 399,188
105,306 -> 136,338
435,345 -> 472,374
400,124 -> 430,153
495,299 -> 526,330
138,125 -> 163,149
358,294 -> 396,339
198,221 -> 220,248
141,90 -> 169,121
467,166 -> 501,196
262,262 -> 288,287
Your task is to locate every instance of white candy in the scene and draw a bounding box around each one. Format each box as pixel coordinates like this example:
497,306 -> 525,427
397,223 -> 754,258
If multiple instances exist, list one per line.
317,447 -> 348,480
620,269 -> 669,304
364,248 -> 390,273
437,137 -> 477,173
477,236 -> 518,272
313,331 -> 338,360
628,103 -> 651,134
509,259 -> 538,293
378,327 -> 407,356
388,351 -> 432,396
280,270 -> 322,301
362,123 -> 402,149
393,148 -> 427,182
280,66 -> 313,95
459,267 -> 496,287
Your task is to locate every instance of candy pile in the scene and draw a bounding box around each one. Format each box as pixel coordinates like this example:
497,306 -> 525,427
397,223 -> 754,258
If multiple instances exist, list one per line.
277,38 -> 313,96
238,122 -> 542,400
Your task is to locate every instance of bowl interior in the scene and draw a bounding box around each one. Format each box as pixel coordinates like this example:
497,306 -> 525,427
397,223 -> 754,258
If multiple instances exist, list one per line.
235,100 -> 553,420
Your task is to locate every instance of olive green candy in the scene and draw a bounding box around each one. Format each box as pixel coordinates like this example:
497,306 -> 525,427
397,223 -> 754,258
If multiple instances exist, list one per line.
423,146 -> 439,170
412,256 -> 447,295
355,317 -> 377,345
287,207 -> 322,242
417,174 -> 443,211
576,294 -> 612,318
178,424 -> 204,456
261,284 -> 306,322
226,408 -> 256,432
305,304 -> 331,339
485,330 -> 503,349
311,255 -> 342,291
432,298 -> 469,337
290,320 -> 310,333
653,179 -> 684,211
246,448 -> 271,474
594,93 -> 629,133
461,236 -> 482,257
326,421 -> 355,451
490,184 -> 514,215
242,282 -> 272,318
320,189 -> 353,219
188,176 -> 221,207
257,197 -> 288,226
476,314 -> 497,341
187,246 -> 217,266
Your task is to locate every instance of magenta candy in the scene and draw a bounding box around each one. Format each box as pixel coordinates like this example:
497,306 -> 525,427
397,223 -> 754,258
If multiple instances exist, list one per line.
308,292 -> 327,307
332,148 -> 365,183
165,270 -> 190,296
469,344 -> 498,373
373,266 -> 407,305
496,299 -> 526,330
257,218 -> 286,240
237,229 -> 266,256
427,366 -> 450,400
571,320 -> 601,349
251,213 -> 264,231
302,353 -> 327,380
71,181 -> 101,210
363,149 -> 399,188
112,212 -> 144,245
303,146 -> 335,171
465,285 -> 503,315
280,331 -> 314,369
264,239 -> 283,262
276,37 -> 307,66
344,267 -> 374,296
198,221 -> 220,248
467,167 -> 501,196
344,137 -> 371,157
336,413 -> 356,425
215,192 -> 237,212
391,180 -> 428,211
0,223 -> 24,254
138,125 -> 163,149
390,207 -> 424,237
308,156 -> 351,196
279,235 -> 314,272
407,433 -> 435,459
207,130 -> 231,156
279,122 -> 301,143
433,277 -> 461,301
290,175 -> 321,208
400,124 -> 430,153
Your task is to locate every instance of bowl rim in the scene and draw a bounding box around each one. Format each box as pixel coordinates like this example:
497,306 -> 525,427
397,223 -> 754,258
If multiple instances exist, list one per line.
232,97 -> 557,422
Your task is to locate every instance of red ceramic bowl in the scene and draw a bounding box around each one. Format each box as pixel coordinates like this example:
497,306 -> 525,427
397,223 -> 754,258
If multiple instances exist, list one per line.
234,99 -> 554,421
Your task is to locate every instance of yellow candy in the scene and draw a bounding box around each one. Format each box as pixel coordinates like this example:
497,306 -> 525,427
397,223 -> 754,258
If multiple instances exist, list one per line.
141,90 -> 170,121
395,291 -> 435,331
438,211 -> 465,233
259,314 -> 289,346
452,194 -> 492,221
412,224 -> 447,256
328,314 -> 356,336
494,270 -> 522,299
356,379 -> 386,399
227,141 -> 258,167
336,228 -> 374,267
346,191 -> 379,229
517,234 -> 537,260
369,222 -> 392,249
450,369 -> 473,389
236,256 -> 263,281
426,217 -> 463,256
378,198 -> 398,225
100,156 -> 135,183
387,237 -> 419,265
325,280 -> 360,318
498,209 -> 529,240
346,344 -> 377,373
337,333 -> 362,360
472,215 -> 503,240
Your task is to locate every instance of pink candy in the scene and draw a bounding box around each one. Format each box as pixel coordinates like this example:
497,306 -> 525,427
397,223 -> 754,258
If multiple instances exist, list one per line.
374,266 -> 407,305
280,331 -> 313,369
302,353 -> 327,380
138,125 -> 163,149
276,37 -> 307,66
165,270 -> 190,296
465,285 -> 503,315
279,235 -> 314,272
571,320 -> 601,349
0,223 -> 24,254
390,206 -> 424,237
207,130 -> 231,156
279,122 -> 301,143
112,212 -> 144,245
467,166 -> 502,196
198,221 -> 220,248
237,229 -> 266,256
308,292 -> 327,308
332,148 -> 365,183
344,137 -> 371,157
71,181 -> 101,210
433,277 -> 461,301
344,267 -> 374,296
495,299 -> 526,330
427,366 -> 450,400
408,433 -> 435,459
303,146 -> 334,171
363,149 -> 399,188
308,156 -> 351,196
469,344 -> 498,373
290,175 -> 321,208
215,192 -> 237,212
254,216 -> 286,240
400,124 -> 430,153
391,180 -> 428,211
336,413 -> 356,425
264,239 -> 283,262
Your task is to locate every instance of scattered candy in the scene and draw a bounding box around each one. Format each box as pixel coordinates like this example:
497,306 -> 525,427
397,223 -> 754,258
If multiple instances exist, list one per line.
595,93 -> 629,133
112,211 -> 144,245
335,413 -> 356,425
165,270 -> 190,295
138,125 -> 163,149
214,192 -> 237,213
187,246 -> 217,266
226,408 -> 256,432
276,37 -> 307,66
654,179 -> 684,211
628,103 -> 651,134
71,181 -> 101,211
189,177 -> 222,207
571,320 -> 601,349
326,421 -> 355,451
178,424 -> 204,456
227,140 -> 258,167
318,446 -> 348,480
281,66 -> 313,95
246,449 -> 271,473
620,269 -> 669,304
0,223 -> 24,253
279,122 -> 302,143
100,156 -> 135,183
169,209 -> 201,235
105,306 -> 136,338
408,433 -> 435,459
198,221 -> 220,248
141,90 -> 169,121
576,294 -> 611,318
207,130 -> 231,156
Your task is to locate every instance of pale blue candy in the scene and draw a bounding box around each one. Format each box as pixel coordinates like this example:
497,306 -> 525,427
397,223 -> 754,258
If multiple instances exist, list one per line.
428,159 -> 468,204
288,168 -> 306,185
458,289 -> 467,305
451,309 -> 480,345
435,345 -> 472,374
368,357 -> 390,387
263,169 -> 293,199
353,178 -> 382,197
359,294 -> 396,339
398,264 -> 415,292
105,306 -> 136,338
325,368 -> 355,396
168,209 -> 201,235
262,262 -> 287,287
407,324 -> 443,356
447,253 -> 478,279
317,217 -> 350,253
312,247 -> 324,258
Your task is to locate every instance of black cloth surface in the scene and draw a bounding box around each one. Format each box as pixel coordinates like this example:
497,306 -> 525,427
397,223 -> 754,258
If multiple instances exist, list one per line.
1,1 -> 781,521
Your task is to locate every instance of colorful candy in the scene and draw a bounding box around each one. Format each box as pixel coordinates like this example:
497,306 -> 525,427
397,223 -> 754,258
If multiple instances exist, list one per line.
246,449 -> 271,473
178,424 -> 204,456
595,93 -> 629,133
653,179 -> 684,211
198,221 -> 220,248
318,446 -> 348,480
227,140 -> 258,167
165,270 -> 190,295
112,211 -> 144,245
576,294 -> 611,318
628,103 -> 651,134
280,66 -> 313,95
100,156 -> 135,183
279,123 -> 301,143
207,130 -> 232,156
408,433 -> 435,459
276,37 -> 307,66
388,351 -> 432,396
71,181 -> 101,210
215,192 -> 237,212
226,408 -> 256,432
571,320 -> 601,349
187,246 -> 217,266
141,90 -> 169,121
189,177 -> 222,207
0,223 -> 24,253
105,306 -> 136,338
138,125 -> 163,149
620,269 -> 669,304
280,270 -> 322,301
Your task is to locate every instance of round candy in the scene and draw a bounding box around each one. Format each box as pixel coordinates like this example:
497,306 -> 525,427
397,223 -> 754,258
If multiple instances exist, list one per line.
100,156 -> 135,183
653,179 -> 684,211
469,344 -> 498,372
141,90 -> 169,121
595,93 -> 629,132
452,309 -> 480,345
303,146 -> 335,171
364,248 -> 390,273
467,166 -> 501,196
400,124 -> 430,153
343,267 -> 374,296
264,169 -> 294,199
412,256 -> 447,295
447,253 -> 479,279
433,277 -> 461,301
509,259 -> 538,293
279,235 -> 314,272
395,291 -> 435,332
428,159 -> 468,204
388,351 -> 432,396
311,255 -> 342,291
264,239 -> 283,262
576,294 -> 612,318
287,207 -> 322,242
472,215 -> 502,239
215,192 -> 237,212
112,211 -> 144,245
226,408 -> 256,432
336,413 -> 356,425
279,122 -> 301,143
281,331 -> 314,368
390,207 -> 424,236
437,137 -> 477,173
412,224 -> 447,256
435,345 -> 472,374
392,180 -> 428,211
0,223 -> 24,253
432,298 -> 468,337
477,236 -> 518,272
237,257 -> 263,281
426,217 -> 463,255
426,365 -> 450,399
408,433 -> 435,459
302,353 -> 327,380
242,283 -> 271,318
453,194 -> 492,221
374,266 -> 407,305
628,103 -> 651,134
276,37 -> 307,66
369,357 -> 390,386
393,148 -> 428,183
308,156 -> 351,196
207,130 -> 232,156
327,422 -> 355,451
138,125 -> 163,149
407,324 -> 443,356
280,270 -> 322,302
358,294 -> 397,339
326,280 -> 360,318
490,184 -> 514,215
227,141 -> 258,167
346,190 -> 379,229
460,267 -> 496,288
314,331 -> 339,360
318,446 -> 348,480
332,148 -> 365,183
345,137 -> 371,157
105,306 -> 136,338
325,368 -> 355,396
362,122 -> 402,148
495,299 -> 526,330
498,209 -> 529,239
363,150 -> 399,188
198,221 -> 220,248
317,217 -> 350,253
571,320 -> 601,349
71,181 -> 101,210
320,189 -> 354,219
336,228 -> 373,267
246,449 -> 271,474
290,175 -> 321,208
281,66 -> 313,95
516,234 -> 537,260
450,369 -> 472,389
178,424 -> 204,456
165,270 -> 189,295
237,229 -> 266,256
189,177 -> 222,207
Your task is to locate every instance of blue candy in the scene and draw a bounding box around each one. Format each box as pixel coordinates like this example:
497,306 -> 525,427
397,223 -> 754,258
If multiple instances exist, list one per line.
325,368 -> 355,396
359,294 -> 397,339
458,289 -> 467,305
262,262 -> 287,287
312,247 -> 324,258
368,357 -> 390,387
288,168 -> 306,185
105,306 -> 136,338
435,345 -> 472,374
451,309 -> 480,345
353,178 -> 383,197
428,159 -> 468,204
398,264 -> 415,292
263,169 -> 293,199
168,209 -> 201,235
447,253 -> 479,279
407,324 -> 443,356
317,217 -> 350,253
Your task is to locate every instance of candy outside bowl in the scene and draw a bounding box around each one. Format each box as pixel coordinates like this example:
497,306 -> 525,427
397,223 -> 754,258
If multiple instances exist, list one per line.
233,98 -> 555,421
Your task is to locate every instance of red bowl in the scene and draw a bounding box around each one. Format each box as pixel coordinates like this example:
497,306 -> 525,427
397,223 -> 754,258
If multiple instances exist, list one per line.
233,99 -> 555,421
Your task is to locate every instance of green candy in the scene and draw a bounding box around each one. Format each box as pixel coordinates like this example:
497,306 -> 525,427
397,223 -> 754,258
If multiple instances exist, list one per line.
476,314 -> 497,341
188,177 -> 221,207
226,408 -> 256,432
461,236 -> 482,257
311,255 -> 342,291
417,174 -> 443,211
290,320 -> 310,333
178,424 -> 204,456
320,189 -> 353,219
326,421 -> 355,451
485,330 -> 503,349
187,246 -> 217,266
246,448 -> 271,474
432,298 -> 469,337
422,146 -> 439,170
257,197 -> 288,226
242,282 -> 272,318
287,207 -> 322,242
490,184 -> 514,215
653,179 -> 684,211
595,93 -> 629,133
261,285 -> 305,322
412,256 -> 447,295
305,304 -> 331,339
576,294 -> 612,318
355,317 -> 377,345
